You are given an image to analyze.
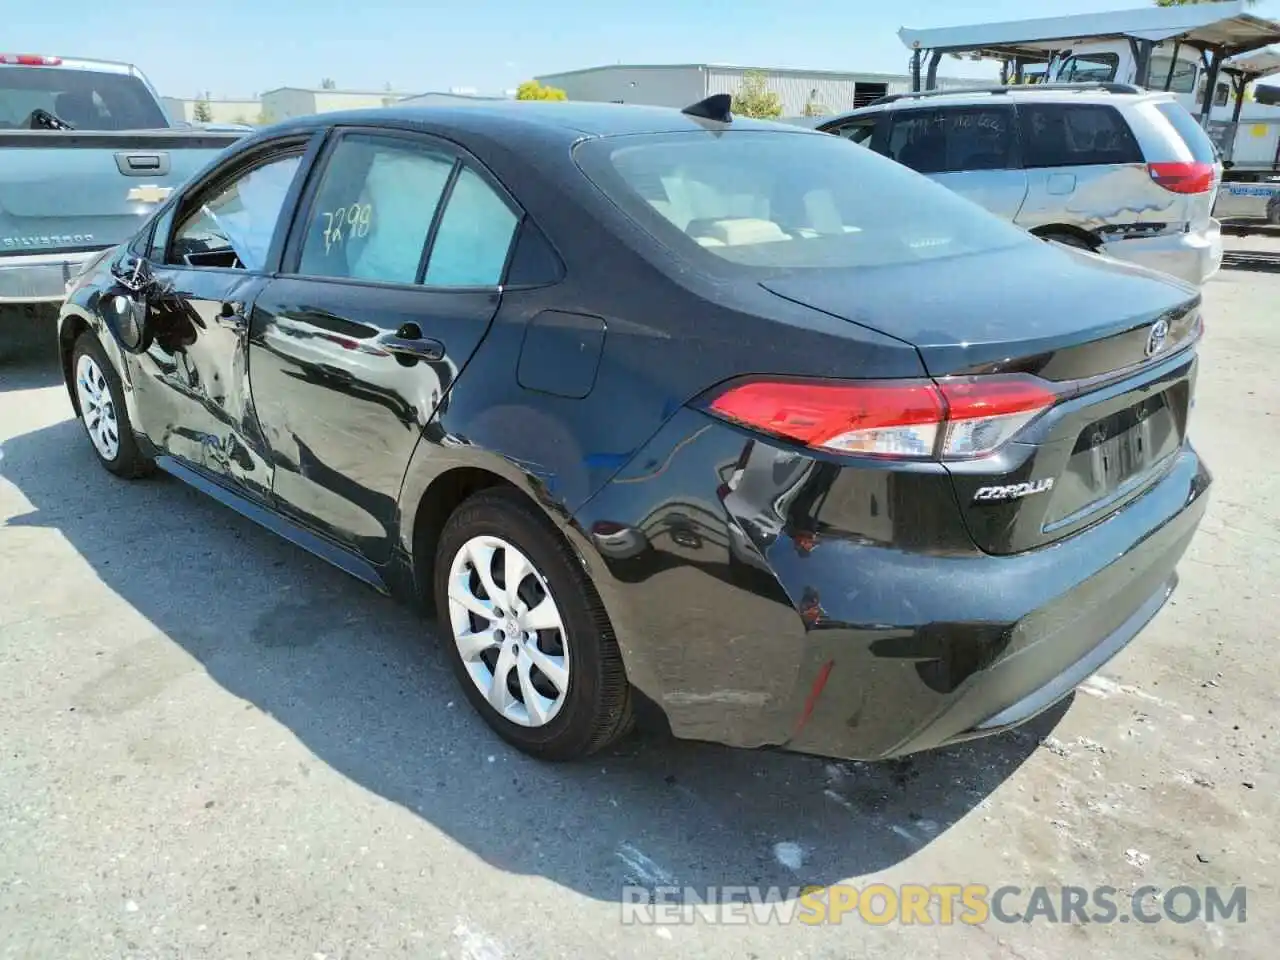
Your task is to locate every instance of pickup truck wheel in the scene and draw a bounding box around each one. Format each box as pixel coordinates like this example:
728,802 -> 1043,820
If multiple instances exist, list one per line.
433,487 -> 633,760
71,331 -> 152,479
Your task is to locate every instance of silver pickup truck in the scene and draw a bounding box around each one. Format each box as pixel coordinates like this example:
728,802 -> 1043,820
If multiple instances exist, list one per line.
0,53 -> 247,318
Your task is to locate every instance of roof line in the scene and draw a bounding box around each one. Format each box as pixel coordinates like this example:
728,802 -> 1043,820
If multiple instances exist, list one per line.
533,62 -> 981,83
258,86 -> 417,97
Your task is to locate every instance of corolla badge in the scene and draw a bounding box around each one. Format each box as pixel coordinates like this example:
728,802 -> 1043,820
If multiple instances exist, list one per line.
973,478 -> 1055,503
1145,318 -> 1171,358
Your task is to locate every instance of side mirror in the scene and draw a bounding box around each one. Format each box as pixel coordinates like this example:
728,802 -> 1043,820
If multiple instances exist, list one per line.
100,255 -> 156,354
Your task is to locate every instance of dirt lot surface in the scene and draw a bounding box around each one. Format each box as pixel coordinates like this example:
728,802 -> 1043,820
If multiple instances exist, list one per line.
1,240 -> 1276,959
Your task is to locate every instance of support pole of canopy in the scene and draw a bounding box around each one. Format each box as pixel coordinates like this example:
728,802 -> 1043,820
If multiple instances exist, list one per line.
1200,47 -> 1223,125
1127,37 -> 1154,88
926,50 -> 943,90
1163,39 -> 1183,91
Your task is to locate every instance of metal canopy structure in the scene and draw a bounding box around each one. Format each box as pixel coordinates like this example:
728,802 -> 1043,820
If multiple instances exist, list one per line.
896,2 -> 1280,122
898,3 -> 1280,63
1222,48 -> 1280,81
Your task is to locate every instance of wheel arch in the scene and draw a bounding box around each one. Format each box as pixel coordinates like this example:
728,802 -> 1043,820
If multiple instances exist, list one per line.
58,306 -> 96,417
406,464 -> 513,610
1028,223 -> 1101,250
400,453 -> 601,615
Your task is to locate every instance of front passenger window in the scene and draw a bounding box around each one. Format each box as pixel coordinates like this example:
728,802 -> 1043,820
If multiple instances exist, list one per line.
168,154 -> 302,271
826,117 -> 877,146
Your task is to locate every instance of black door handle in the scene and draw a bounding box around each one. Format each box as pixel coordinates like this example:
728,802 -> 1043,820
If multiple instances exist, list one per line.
378,333 -> 444,362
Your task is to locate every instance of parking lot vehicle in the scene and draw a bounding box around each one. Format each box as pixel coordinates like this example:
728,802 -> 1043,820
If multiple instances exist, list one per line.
896,3 -> 1280,235
817,86 -> 1224,285
56,98 -> 1211,763
0,53 -> 245,314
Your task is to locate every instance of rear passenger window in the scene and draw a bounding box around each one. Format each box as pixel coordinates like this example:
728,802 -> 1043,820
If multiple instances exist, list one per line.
297,134 -> 455,284
423,166 -> 519,287
1018,104 -> 1143,168
887,107 -> 1015,174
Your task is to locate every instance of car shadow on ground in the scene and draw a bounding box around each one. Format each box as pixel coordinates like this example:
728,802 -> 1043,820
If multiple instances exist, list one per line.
0,352 -> 1064,902
1221,249 -> 1280,274
0,309 -> 62,391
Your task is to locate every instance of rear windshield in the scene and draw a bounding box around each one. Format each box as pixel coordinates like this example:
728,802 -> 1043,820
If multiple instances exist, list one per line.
573,130 -> 1032,271
1154,101 -> 1219,164
0,66 -> 168,130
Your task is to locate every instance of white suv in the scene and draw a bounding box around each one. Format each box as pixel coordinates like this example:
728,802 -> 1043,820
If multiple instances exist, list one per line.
816,84 -> 1224,286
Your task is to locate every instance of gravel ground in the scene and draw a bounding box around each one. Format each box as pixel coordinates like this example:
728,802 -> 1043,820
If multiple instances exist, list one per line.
1,240 -> 1276,959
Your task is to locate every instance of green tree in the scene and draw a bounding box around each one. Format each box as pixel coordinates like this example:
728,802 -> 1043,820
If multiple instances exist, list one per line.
731,70 -> 782,119
192,93 -> 212,123
1154,0 -> 1255,5
320,78 -> 337,90
515,80 -> 567,101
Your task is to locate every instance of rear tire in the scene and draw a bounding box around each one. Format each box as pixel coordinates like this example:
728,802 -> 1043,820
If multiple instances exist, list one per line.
1041,232 -> 1095,251
71,330 -> 153,479
433,487 -> 633,760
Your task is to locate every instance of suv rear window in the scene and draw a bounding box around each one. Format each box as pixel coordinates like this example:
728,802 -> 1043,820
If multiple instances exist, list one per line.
1017,103 -> 1143,168
0,66 -> 168,130
1154,101 -> 1219,163
574,130 -> 1033,271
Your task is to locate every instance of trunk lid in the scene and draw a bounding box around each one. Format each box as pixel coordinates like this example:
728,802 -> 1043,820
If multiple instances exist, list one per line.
761,242 -> 1202,555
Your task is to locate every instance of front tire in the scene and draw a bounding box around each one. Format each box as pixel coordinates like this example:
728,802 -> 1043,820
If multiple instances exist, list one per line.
433,487 -> 633,760
71,330 -> 152,479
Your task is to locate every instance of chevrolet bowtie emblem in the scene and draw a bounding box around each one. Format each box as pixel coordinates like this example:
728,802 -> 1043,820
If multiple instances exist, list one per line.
127,185 -> 173,204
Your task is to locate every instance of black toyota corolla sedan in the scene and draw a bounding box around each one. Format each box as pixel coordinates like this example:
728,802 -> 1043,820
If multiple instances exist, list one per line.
57,96 -> 1210,763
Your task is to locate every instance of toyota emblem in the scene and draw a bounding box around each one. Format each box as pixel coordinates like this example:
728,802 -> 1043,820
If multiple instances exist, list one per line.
1145,318 -> 1170,358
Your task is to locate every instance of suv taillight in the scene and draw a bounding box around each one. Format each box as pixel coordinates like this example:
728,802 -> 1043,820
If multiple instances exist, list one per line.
704,374 -> 1059,461
1148,161 -> 1216,194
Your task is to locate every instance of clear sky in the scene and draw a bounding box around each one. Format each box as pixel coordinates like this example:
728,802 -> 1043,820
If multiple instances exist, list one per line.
11,0 -> 1280,99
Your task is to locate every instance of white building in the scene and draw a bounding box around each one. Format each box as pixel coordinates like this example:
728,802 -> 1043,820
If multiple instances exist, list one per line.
258,86 -> 418,123
396,91 -> 512,108
534,63 -> 986,117
160,96 -> 261,125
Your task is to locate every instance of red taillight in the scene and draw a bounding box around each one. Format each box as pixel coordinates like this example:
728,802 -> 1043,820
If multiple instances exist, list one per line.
705,374 -> 1058,461
0,53 -> 63,65
1147,161 -> 1215,194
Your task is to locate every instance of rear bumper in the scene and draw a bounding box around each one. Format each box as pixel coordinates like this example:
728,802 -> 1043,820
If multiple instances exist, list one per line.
1100,220 -> 1223,287
0,250 -> 105,304
573,409 -> 1212,761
